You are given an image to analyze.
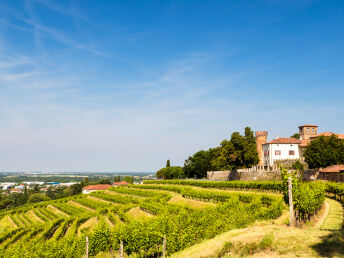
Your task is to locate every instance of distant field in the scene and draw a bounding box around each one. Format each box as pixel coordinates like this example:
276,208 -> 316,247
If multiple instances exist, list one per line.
0,182 -> 284,257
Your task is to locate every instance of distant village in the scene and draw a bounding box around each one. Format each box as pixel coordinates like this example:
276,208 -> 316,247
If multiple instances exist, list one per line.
0,173 -> 156,195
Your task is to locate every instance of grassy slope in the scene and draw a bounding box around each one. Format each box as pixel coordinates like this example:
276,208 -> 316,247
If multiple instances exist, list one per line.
171,198 -> 343,258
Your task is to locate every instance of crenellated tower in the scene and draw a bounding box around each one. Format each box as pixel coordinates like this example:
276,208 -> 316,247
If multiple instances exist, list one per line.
255,131 -> 268,166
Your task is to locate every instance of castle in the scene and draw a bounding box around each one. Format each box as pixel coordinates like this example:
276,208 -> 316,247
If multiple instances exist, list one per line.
255,125 -> 344,167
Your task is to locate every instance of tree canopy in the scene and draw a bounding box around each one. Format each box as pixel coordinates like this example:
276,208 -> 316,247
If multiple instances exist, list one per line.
290,133 -> 300,139
183,149 -> 216,178
182,127 -> 259,178
156,166 -> 184,179
303,135 -> 344,169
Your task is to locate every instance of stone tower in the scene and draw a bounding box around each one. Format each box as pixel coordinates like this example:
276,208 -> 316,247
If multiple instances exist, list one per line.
299,125 -> 318,140
255,131 -> 268,166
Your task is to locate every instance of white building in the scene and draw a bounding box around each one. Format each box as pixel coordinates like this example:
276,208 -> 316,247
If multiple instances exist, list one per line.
262,137 -> 301,166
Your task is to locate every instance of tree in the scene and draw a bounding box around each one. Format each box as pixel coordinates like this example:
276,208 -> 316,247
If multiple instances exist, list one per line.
123,176 -> 133,184
114,176 -> 121,182
183,149 -> 215,178
70,183 -> 82,195
28,193 -> 50,203
292,160 -> 304,171
303,135 -> 344,169
166,160 -> 171,167
97,179 -> 112,185
243,127 -> 259,168
33,184 -> 40,193
82,177 -> 90,187
156,166 -> 184,179
211,127 -> 259,170
291,133 -> 300,139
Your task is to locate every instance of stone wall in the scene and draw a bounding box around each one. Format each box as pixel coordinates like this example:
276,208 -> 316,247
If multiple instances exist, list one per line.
302,169 -> 344,182
207,169 -> 281,181
207,168 -> 344,182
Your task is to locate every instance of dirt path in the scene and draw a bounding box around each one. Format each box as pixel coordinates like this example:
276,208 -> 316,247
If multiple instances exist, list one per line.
171,198 -> 343,258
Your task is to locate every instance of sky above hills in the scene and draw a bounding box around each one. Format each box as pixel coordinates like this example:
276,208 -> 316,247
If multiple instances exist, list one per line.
0,0 -> 344,172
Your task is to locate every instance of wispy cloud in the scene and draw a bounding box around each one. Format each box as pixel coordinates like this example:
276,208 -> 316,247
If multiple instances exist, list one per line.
0,5 -> 109,57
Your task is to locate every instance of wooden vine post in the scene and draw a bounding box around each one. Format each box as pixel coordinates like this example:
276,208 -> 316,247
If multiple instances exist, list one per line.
288,177 -> 294,227
162,235 -> 166,258
85,235 -> 89,258
119,240 -> 124,258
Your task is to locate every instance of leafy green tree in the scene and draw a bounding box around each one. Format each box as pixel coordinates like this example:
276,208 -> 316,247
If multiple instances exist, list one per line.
123,176 -> 134,184
166,160 -> 171,167
28,193 -> 50,203
97,179 -> 112,185
292,160 -> 304,172
82,177 -> 90,187
290,133 -> 300,139
70,183 -> 82,195
303,135 -> 344,169
114,176 -> 121,182
183,149 -> 216,178
156,166 -> 184,179
243,127 -> 259,168
211,127 -> 259,170
46,186 -> 56,199
33,184 -> 40,193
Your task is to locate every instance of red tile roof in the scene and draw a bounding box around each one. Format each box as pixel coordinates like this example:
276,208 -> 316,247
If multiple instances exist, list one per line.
320,165 -> 344,173
299,124 -> 318,128
310,132 -> 344,140
112,181 -> 128,186
82,184 -> 112,190
264,138 -> 301,144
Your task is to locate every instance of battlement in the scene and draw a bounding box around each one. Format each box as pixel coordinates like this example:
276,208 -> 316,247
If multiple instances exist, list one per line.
255,131 -> 268,137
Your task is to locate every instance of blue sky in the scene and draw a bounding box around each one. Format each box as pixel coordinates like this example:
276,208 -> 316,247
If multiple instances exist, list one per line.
0,0 -> 343,172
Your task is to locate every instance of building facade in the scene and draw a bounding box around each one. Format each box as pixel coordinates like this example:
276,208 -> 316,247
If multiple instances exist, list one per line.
256,124 -> 343,167
262,137 -> 301,166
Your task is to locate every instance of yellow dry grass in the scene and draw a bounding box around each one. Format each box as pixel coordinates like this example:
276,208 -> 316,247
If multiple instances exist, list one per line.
68,200 -> 95,212
126,207 -> 154,219
78,217 -> 98,237
26,210 -> 44,224
105,216 -> 114,227
0,216 -> 16,234
168,195 -> 215,209
88,195 -> 112,204
47,205 -> 70,217
171,198 -> 343,258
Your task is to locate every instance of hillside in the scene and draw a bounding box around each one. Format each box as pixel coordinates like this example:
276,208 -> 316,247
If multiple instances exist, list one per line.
0,181 -> 342,257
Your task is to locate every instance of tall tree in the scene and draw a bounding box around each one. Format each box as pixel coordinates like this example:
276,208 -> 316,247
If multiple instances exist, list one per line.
243,127 -> 259,167
183,149 -> 215,178
210,127 -> 259,170
304,135 -> 344,168
166,160 -> 171,167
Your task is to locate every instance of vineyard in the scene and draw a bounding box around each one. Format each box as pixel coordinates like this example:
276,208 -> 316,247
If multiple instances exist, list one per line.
0,181 -> 286,257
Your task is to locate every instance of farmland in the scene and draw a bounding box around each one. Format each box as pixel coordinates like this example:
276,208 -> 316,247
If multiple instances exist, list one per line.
0,180 -> 343,257
0,181 -> 285,257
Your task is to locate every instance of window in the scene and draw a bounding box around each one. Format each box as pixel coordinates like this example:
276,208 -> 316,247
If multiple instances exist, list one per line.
264,150 -> 269,156
312,128 -> 315,133
306,128 -> 309,133
289,150 -> 295,156
275,150 -> 281,156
